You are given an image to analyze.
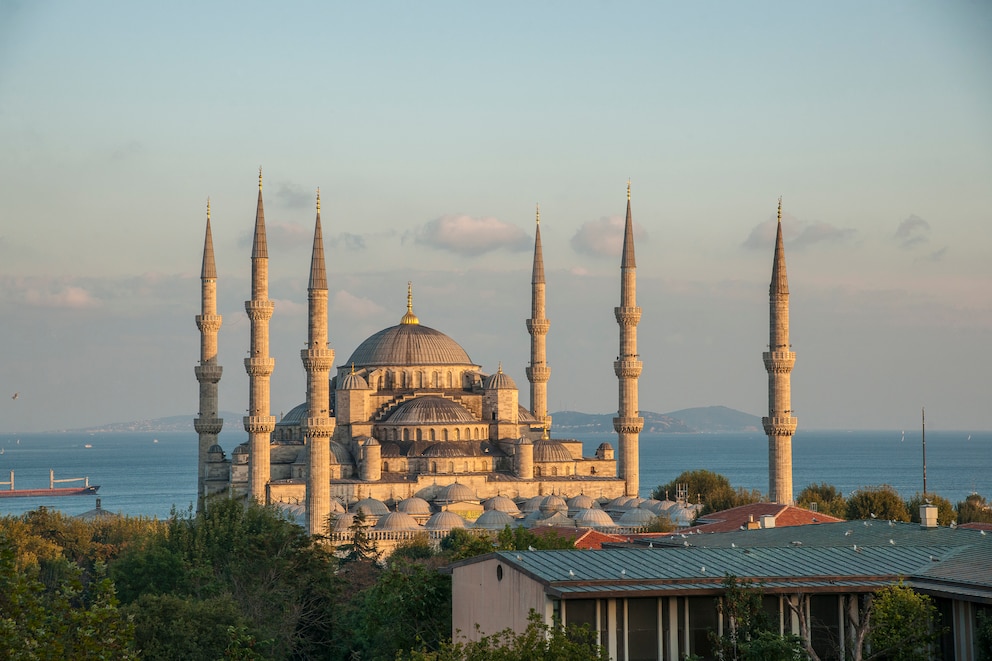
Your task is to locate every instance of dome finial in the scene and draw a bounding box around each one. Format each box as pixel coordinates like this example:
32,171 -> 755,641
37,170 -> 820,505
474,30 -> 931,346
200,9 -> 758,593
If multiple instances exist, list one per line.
258,167 -> 263,191
351,362 -> 355,375
777,196 -> 783,223
401,281 -> 419,325
542,423 -> 550,440
497,361 -> 503,374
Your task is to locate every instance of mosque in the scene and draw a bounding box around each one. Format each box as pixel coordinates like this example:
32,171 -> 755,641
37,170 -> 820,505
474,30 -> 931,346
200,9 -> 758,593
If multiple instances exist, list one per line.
194,172 -> 796,538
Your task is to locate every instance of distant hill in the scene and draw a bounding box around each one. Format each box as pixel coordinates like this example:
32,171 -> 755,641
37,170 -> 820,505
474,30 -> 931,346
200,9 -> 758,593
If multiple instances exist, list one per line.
552,406 -> 761,435
66,405 -> 761,435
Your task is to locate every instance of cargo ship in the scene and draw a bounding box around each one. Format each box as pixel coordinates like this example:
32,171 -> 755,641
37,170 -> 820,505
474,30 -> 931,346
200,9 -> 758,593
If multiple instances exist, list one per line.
0,470 -> 99,498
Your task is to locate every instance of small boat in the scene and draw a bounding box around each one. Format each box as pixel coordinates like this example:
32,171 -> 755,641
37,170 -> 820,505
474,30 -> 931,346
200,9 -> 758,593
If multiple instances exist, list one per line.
153,438 -> 159,443
84,444 -> 93,449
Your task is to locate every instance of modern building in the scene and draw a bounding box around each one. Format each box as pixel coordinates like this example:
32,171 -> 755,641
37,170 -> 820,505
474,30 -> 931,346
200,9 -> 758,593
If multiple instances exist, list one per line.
450,509 -> 992,660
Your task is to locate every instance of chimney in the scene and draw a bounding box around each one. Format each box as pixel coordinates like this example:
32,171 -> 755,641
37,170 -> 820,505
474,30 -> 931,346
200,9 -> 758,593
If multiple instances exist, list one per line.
920,504 -> 938,529
746,514 -> 760,530
760,514 -> 776,529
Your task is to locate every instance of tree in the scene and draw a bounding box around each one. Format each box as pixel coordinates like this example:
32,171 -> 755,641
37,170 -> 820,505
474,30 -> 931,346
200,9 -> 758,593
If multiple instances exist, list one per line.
796,483 -> 847,519
440,528 -> 497,561
845,485 -> 910,522
402,610 -> 608,661
652,469 -> 761,516
340,509 -> 380,563
976,609 -> 992,661
957,493 -> 992,524
906,492 -> 956,526
866,583 -> 943,661
710,575 -> 805,661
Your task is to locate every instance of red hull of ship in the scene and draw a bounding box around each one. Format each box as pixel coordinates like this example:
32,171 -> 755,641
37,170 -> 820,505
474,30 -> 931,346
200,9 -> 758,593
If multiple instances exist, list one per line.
0,486 -> 100,498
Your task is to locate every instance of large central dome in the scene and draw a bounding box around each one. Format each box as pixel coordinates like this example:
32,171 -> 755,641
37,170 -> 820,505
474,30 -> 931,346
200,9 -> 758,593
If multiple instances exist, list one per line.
345,323 -> 476,367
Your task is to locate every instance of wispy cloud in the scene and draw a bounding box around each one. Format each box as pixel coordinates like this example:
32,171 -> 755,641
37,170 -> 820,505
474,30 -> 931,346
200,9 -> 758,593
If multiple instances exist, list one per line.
238,222 -> 311,251
332,290 -> 385,319
894,214 -> 931,249
410,215 -> 530,256
330,232 -> 367,252
570,216 -> 647,258
273,182 -> 314,209
22,284 -> 99,309
742,217 -> 855,250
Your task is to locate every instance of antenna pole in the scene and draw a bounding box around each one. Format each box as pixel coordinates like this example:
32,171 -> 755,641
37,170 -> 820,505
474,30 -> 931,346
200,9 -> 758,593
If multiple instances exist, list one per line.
922,407 -> 927,495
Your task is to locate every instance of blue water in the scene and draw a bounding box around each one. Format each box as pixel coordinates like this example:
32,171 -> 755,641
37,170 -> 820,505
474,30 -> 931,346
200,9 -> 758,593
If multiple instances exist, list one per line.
0,430 -> 987,518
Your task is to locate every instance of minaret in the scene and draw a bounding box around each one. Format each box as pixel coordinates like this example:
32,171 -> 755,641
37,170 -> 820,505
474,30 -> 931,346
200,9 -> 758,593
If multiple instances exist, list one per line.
763,197 -> 798,505
194,199 -> 223,512
613,181 -> 644,497
525,204 -> 551,429
244,169 -> 276,504
303,189 -> 335,536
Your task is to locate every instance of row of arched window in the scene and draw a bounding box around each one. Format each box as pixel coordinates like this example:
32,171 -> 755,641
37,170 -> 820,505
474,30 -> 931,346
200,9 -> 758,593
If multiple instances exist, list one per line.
375,426 -> 486,442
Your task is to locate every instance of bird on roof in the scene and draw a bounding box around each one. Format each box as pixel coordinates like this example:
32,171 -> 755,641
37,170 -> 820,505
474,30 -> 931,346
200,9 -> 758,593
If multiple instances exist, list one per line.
981,530 -> 987,536
700,566 -> 706,573
889,520 -> 895,527
683,541 -> 689,547
568,569 -> 575,577
870,512 -> 877,519
528,545 -> 536,551
845,529 -> 853,536
516,554 -> 523,561
620,569 -> 626,577
852,544 -> 859,552
889,539 -> 895,545
950,521 -> 957,529
731,542 -> 736,548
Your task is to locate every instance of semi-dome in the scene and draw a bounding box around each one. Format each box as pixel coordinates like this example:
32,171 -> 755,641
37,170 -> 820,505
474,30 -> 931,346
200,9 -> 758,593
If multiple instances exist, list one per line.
329,442 -> 353,465
533,439 -> 573,463
422,443 -> 467,458
345,323 -> 476,367
386,397 -> 476,425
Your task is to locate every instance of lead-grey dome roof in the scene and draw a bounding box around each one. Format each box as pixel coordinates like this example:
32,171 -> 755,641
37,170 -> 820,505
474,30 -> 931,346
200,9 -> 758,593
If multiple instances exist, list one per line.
533,439 -> 572,463
345,323 -> 476,367
386,396 -> 476,425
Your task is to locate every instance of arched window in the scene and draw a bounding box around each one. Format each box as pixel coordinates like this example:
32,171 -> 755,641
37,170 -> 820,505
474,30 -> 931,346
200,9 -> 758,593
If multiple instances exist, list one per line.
464,428 -> 470,440
552,467 -> 558,476
403,428 -> 410,441
473,428 -> 479,440
383,461 -> 390,473
446,371 -> 453,388
431,371 -> 439,388
535,467 -> 542,477
431,462 -> 437,473
429,428 -> 436,441
448,462 -> 454,473
442,429 -> 449,441
416,429 -> 423,441
455,428 -> 461,440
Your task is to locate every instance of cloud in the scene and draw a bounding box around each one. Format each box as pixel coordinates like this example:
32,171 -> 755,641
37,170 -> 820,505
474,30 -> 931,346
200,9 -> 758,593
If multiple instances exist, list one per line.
411,215 -> 531,256
273,182 -> 314,209
238,222 -> 311,250
894,214 -> 931,249
742,218 -> 855,250
570,216 -> 647,258
332,290 -> 385,319
22,285 -> 99,309
330,232 -> 367,252
271,298 -> 306,316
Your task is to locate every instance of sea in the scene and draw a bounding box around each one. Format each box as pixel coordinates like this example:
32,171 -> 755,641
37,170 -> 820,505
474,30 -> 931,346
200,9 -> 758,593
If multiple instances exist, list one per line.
0,430 -> 987,519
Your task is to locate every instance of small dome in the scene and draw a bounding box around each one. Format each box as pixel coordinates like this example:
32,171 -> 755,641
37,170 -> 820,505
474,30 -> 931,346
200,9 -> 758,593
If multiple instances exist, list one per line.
604,496 -> 636,512
520,495 -> 546,512
574,508 -> 616,528
597,442 -> 612,452
426,510 -> 468,530
374,511 -> 422,531
539,494 -> 568,515
339,372 -> 369,390
387,396 -> 476,425
351,497 -> 390,516
381,442 -> 402,457
328,498 -> 346,514
533,439 -> 572,463
232,443 -> 249,455
618,508 -> 659,527
362,437 -> 380,447
474,509 -> 516,530
276,402 -> 309,427
275,503 -> 307,526
397,497 -> 432,515
567,494 -> 597,511
437,482 -> 478,504
207,444 -> 224,454
650,499 -> 678,514
537,511 -> 575,528
517,436 -> 533,446
331,512 -> 355,531
483,495 -> 521,514
483,367 -> 516,390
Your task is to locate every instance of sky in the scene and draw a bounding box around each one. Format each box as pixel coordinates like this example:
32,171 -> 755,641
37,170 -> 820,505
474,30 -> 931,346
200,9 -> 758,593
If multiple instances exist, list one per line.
0,1 -> 990,433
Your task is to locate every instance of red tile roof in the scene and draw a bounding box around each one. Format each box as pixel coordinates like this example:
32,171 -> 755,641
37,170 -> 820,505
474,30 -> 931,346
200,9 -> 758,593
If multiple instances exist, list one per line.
529,526 -> 628,550
681,503 -> 844,534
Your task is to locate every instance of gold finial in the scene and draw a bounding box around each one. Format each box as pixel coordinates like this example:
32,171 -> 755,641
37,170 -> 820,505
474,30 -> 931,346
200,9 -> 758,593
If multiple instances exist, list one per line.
316,187 -> 321,213
206,197 -> 210,220
258,167 -> 263,191
777,196 -> 783,223
351,362 -> 355,375
535,203 -> 540,225
401,281 -> 419,325
627,179 -> 631,201
497,362 -> 503,374
542,423 -> 550,440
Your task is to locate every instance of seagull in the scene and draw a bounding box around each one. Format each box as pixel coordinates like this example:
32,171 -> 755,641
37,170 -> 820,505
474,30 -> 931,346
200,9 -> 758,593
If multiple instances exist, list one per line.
516,554 -> 523,561
528,545 -> 536,551
731,542 -> 736,548
700,566 -> 706,573
648,542 -> 654,548
981,530 -> 987,536
683,540 -> 690,547
870,512 -> 877,519
852,544 -> 859,552
11,393 -> 17,400
791,541 -> 803,547
889,539 -> 895,545
845,529 -> 853,536
889,520 -> 895,527
568,569 -> 575,577
930,555 -> 940,562
620,569 -> 626,577
950,521 -> 957,529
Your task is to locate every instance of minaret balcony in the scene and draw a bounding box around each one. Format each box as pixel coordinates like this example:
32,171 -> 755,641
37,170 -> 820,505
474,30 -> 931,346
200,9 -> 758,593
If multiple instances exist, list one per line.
194,363 -> 223,383
762,416 -> 798,435
526,365 -> 551,382
762,351 -> 795,372
614,306 -> 642,325
195,314 -> 222,333
526,319 -> 550,334
301,416 -> 335,436
244,357 -> 275,376
244,299 -> 275,320
194,417 -> 224,435
300,348 -> 335,371
613,416 -> 645,434
243,415 -> 276,434
613,359 -> 643,379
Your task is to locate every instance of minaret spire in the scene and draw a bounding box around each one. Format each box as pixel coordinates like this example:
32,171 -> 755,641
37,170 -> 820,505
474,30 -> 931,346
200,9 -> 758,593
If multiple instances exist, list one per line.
195,198 -> 223,511
763,196 -> 797,504
244,170 -> 276,503
614,182 -> 644,497
526,203 -> 551,429
303,188 -> 335,535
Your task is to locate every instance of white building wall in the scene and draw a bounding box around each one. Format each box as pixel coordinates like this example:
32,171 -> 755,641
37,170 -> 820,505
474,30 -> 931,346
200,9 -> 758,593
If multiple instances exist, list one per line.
451,557 -> 549,641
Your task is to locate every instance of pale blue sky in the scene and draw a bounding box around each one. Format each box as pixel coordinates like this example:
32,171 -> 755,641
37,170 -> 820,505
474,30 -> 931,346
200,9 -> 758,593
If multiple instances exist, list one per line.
1,1 -> 990,432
